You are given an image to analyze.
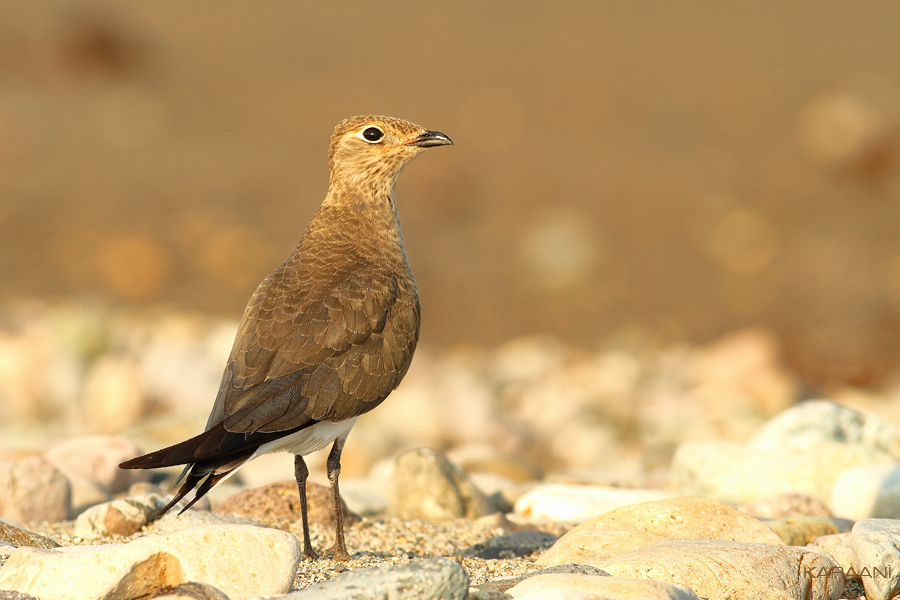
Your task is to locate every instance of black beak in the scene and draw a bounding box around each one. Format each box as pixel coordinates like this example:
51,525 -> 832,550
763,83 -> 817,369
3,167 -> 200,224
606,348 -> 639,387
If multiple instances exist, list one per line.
404,130 -> 453,148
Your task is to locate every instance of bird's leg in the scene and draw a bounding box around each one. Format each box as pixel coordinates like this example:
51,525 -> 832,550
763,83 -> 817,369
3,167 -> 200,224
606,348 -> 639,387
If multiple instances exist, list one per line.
293,454 -> 318,560
321,436 -> 351,562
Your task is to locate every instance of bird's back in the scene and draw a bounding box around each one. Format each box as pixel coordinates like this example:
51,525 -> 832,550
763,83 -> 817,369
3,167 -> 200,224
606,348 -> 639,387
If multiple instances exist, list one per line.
214,196 -> 421,435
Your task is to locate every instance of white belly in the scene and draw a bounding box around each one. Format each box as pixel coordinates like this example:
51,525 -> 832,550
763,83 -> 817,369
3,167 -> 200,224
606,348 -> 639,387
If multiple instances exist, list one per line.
251,417 -> 360,459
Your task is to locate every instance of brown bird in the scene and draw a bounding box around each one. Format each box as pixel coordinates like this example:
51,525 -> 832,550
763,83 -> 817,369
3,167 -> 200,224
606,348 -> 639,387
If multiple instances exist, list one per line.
120,115 -> 452,561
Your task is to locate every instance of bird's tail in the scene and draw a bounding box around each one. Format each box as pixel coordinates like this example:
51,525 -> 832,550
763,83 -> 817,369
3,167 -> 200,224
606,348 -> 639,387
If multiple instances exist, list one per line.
119,425 -> 257,518
155,455 -> 252,517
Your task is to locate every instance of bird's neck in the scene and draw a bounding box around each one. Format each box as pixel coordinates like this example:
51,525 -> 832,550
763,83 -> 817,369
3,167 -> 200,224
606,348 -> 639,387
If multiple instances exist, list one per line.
301,186 -> 409,265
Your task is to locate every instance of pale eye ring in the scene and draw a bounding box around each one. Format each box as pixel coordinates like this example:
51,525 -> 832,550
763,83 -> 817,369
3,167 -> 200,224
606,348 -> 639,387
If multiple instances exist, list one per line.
361,127 -> 384,143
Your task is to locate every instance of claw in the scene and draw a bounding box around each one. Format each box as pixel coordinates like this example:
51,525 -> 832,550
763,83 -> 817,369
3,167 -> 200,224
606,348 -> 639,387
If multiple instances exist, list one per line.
321,544 -> 351,562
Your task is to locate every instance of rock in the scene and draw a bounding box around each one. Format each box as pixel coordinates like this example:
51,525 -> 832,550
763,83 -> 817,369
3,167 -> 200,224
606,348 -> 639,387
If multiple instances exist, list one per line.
134,484 -> 211,514
671,440 -> 891,504
148,582 -> 230,600
0,454 -> 71,522
513,483 -> 673,522
339,479 -> 391,517
146,510 -> 261,536
472,564 -> 609,595
102,551 -> 184,600
748,400 -> 900,458
763,517 -> 841,546
215,480 -> 360,529
461,531 -> 558,559
831,463 -> 900,520
706,580 -> 798,600
808,533 -> 853,572
75,494 -> 165,537
538,496 -> 783,567
393,448 -> 493,521
67,475 -> 113,514
738,493 -> 833,518
280,557 -> 468,599
44,435 -> 149,495
539,528 -> 668,567
598,540 -> 842,600
82,356 -> 147,433
797,90 -> 897,174
0,592 -> 39,600
0,520 -> 59,549
446,445 -> 542,483
0,524 -> 299,600
850,518 -> 900,600
505,574 -> 700,599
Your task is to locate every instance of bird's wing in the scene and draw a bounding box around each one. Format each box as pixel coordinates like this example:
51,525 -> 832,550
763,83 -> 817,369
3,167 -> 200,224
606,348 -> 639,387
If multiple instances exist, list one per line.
212,260 -> 420,435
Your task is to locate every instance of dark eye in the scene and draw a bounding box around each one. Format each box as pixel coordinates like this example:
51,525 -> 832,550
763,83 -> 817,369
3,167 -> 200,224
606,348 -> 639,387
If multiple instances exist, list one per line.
362,127 -> 384,142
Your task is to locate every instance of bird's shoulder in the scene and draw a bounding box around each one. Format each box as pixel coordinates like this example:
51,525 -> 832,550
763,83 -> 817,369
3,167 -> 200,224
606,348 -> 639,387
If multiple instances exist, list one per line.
215,244 -> 420,432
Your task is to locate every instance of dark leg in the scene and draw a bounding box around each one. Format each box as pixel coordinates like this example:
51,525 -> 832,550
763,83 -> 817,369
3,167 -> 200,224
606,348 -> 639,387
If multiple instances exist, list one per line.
293,454 -> 318,560
322,436 -> 351,561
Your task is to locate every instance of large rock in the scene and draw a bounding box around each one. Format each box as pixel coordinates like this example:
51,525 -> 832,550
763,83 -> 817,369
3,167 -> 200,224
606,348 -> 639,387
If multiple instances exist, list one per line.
472,564 -> 609,595
145,510 -> 262,536
0,520 -> 58,549
215,480 -> 360,529
393,448 -> 493,521
0,454 -> 71,522
671,440 -> 891,504
831,463 -> 900,520
538,496 -> 783,567
281,557 -> 468,599
513,483 -> 673,522
808,533 -> 853,573
748,400 -> 900,458
763,517 -> 841,546
599,540 -> 842,600
849,518 -> 900,600
506,574 -> 699,600
738,493 -> 833,519
43,435 -> 149,495
0,524 -> 299,600
139,582 -> 230,600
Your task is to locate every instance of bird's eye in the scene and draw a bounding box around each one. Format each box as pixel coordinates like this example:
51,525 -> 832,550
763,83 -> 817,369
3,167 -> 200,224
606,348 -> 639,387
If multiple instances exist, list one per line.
362,127 -> 384,143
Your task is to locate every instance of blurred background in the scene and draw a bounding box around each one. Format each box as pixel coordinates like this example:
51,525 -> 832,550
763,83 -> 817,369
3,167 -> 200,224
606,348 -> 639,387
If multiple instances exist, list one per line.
3,1 -> 900,468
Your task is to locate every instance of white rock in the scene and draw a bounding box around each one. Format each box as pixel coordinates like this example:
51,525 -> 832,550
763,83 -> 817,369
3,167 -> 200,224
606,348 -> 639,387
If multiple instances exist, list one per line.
538,496 -> 784,567
393,448 -> 493,521
598,540 -> 842,600
831,463 -> 900,520
506,574 -> 699,600
74,494 -> 165,537
850,519 -> 900,600
66,475 -> 112,514
339,478 -> 390,517
514,483 -> 674,522
279,557 -> 468,599
748,400 -> 900,458
146,510 -> 260,535
671,440 -> 892,504
808,533 -> 853,573
0,524 -> 299,600
82,356 -> 146,432
0,454 -> 71,522
44,435 -> 149,494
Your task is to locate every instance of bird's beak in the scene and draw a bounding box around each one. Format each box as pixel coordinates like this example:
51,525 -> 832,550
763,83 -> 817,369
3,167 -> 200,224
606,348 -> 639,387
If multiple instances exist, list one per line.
404,130 -> 453,148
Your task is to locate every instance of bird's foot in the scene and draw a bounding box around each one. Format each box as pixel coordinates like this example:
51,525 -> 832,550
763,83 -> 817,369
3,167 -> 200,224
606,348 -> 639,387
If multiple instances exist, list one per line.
320,543 -> 351,562
301,546 -> 319,561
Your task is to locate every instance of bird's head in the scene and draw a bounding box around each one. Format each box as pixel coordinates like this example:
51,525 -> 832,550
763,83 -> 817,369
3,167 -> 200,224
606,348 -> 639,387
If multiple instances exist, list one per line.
328,115 -> 452,195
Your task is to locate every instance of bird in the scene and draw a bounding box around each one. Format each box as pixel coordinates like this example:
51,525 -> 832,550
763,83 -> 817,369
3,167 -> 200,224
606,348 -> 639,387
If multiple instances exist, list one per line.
119,115 -> 452,561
